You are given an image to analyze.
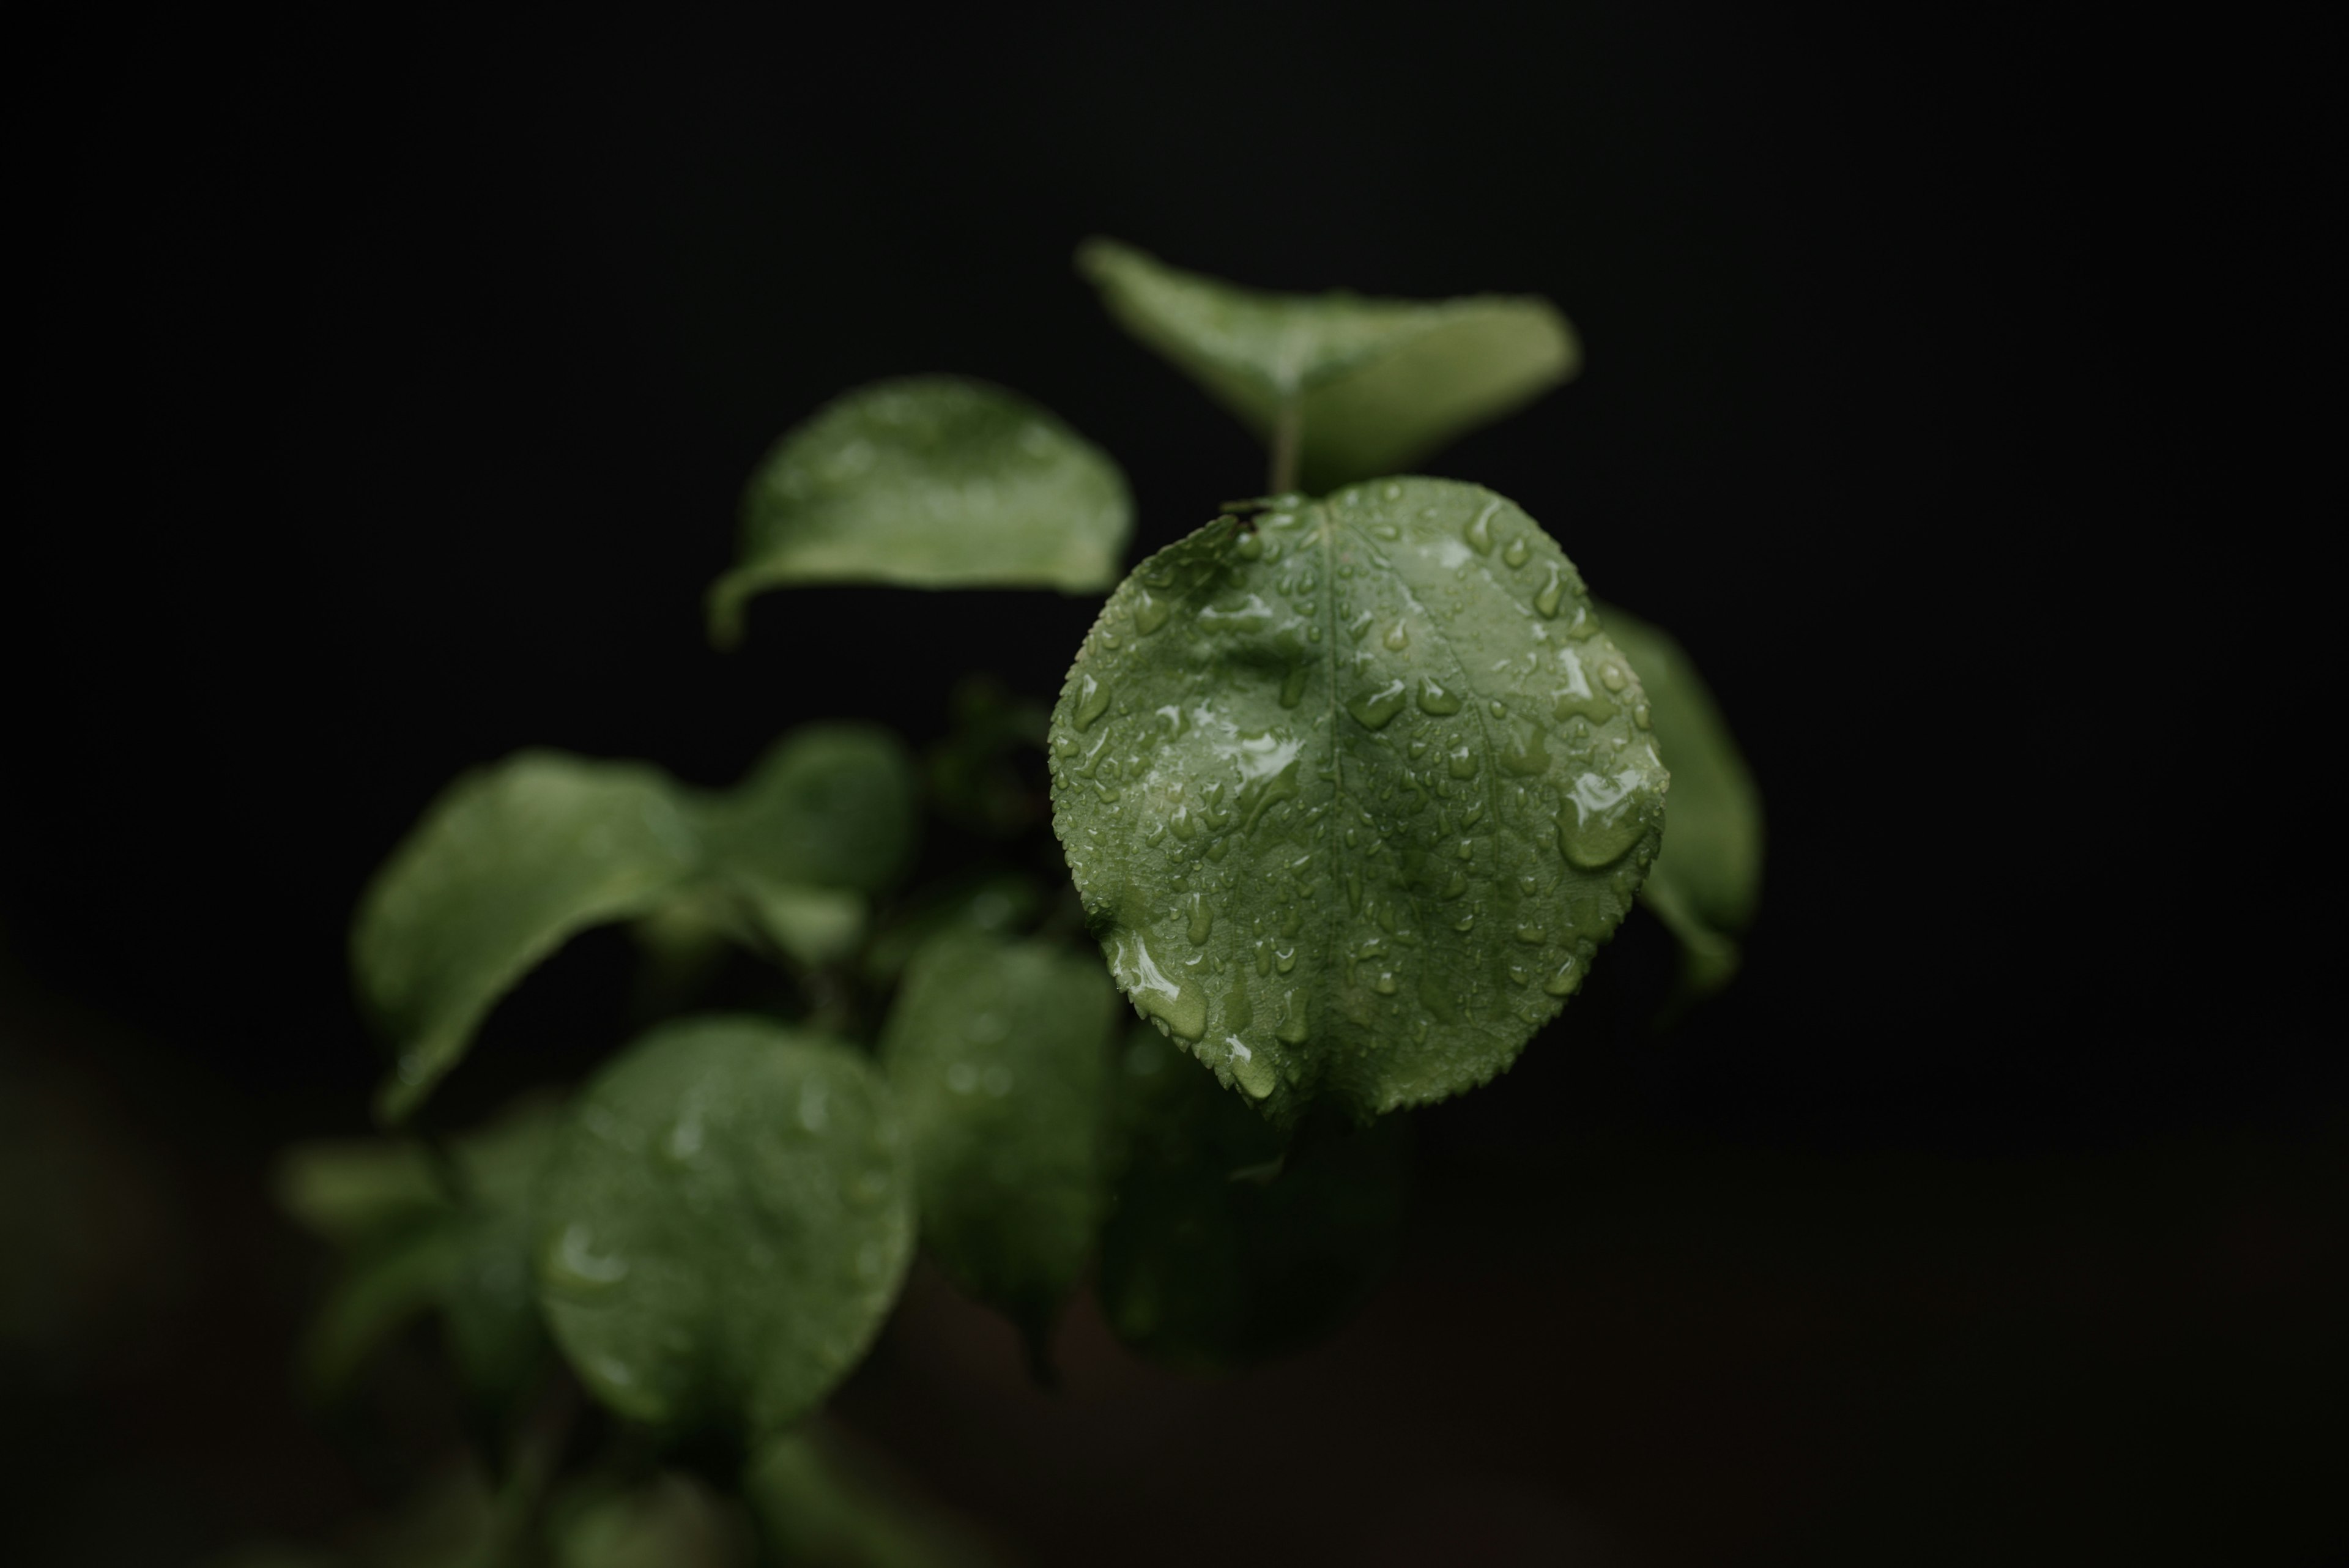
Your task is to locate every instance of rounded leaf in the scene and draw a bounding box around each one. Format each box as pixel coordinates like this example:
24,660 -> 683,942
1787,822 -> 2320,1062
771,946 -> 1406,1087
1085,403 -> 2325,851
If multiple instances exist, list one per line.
535,1017 -> 915,1439
709,376 -> 1133,642
1077,239 -> 1579,492
879,931 -> 1118,1345
1048,478 -> 1668,1120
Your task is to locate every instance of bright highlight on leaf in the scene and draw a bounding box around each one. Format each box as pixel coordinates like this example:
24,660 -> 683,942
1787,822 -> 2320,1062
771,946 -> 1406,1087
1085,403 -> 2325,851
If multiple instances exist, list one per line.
533,1017 -> 915,1439
1077,238 -> 1579,492
1047,478 -> 1668,1122
1599,603 -> 1764,998
879,931 -> 1117,1356
355,727 -> 915,1121
1099,1025 -> 1408,1370
709,376 -> 1133,644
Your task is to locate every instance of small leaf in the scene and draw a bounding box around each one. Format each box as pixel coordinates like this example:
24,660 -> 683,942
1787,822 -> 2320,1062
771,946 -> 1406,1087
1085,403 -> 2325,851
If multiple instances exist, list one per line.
356,754 -> 703,1121
1099,1025 -> 1409,1370
689,724 -> 918,896
1598,603 -> 1765,1000
535,1017 -> 915,1438
859,871 -> 1042,987
1077,238 -> 1579,492
709,376 -> 1133,642
879,931 -> 1118,1350
298,1224 -> 461,1399
275,1140 -> 451,1248
439,1100 -> 564,1413
744,1425 -> 1000,1568
1048,479 -> 1668,1121
547,1472 -> 752,1568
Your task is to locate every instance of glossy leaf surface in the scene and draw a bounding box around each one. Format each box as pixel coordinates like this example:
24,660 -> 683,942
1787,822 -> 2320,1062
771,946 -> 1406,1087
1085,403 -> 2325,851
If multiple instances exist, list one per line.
1599,603 -> 1764,996
1077,239 -> 1578,491
1099,1025 -> 1409,1370
1048,478 -> 1668,1120
710,376 -> 1132,642
357,754 -> 701,1120
880,932 -> 1117,1343
535,1017 -> 914,1438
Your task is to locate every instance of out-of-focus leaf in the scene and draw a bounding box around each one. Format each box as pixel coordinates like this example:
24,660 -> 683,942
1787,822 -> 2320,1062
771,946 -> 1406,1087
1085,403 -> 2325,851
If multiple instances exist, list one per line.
708,376 -> 1132,642
547,1472 -> 751,1568
744,1426 -> 998,1568
357,754 -> 703,1121
299,1224 -> 462,1399
859,871 -> 1042,987
1598,603 -> 1764,1001
879,932 -> 1118,1352
1098,1025 -> 1410,1371
1077,238 -> 1578,492
535,1017 -> 915,1438
275,1140 -> 450,1249
689,726 -> 918,897
1048,480 -> 1667,1122
439,1101 -> 563,1413
924,675 -> 1053,837
358,728 -> 916,1120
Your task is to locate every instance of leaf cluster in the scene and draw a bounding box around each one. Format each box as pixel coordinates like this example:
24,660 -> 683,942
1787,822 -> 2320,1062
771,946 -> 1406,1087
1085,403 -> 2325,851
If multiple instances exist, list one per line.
273,240 -> 1764,1566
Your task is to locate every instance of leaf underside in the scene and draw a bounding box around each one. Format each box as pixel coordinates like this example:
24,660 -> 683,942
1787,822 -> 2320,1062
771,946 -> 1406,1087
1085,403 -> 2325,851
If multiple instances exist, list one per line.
1048,477 -> 1668,1123
1599,602 -> 1764,996
709,376 -> 1133,644
533,1017 -> 915,1439
1077,239 -> 1579,492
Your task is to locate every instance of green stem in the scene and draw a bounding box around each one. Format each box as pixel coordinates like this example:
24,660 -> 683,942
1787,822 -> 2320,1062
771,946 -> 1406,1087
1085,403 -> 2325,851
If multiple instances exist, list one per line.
1269,400 -> 1300,495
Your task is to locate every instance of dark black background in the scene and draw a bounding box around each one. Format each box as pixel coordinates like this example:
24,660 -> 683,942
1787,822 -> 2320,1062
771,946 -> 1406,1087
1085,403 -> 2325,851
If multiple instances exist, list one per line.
6,4 -> 2338,1564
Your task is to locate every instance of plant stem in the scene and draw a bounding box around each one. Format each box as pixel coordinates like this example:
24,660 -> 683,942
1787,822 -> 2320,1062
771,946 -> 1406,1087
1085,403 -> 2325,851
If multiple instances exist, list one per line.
1269,400 -> 1300,495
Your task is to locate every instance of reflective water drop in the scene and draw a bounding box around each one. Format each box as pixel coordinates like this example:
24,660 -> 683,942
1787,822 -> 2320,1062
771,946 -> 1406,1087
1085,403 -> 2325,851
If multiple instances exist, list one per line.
1373,970 -> 1400,995
1497,729 -> 1550,776
546,1223 -> 630,1293
1133,589 -> 1171,635
1634,702 -> 1652,729
1416,677 -> 1462,715
1542,957 -> 1581,996
1275,990 -> 1310,1044
1598,661 -> 1628,693
1446,744 -> 1480,779
1187,891 -> 1214,946
1515,926 -> 1547,945
1280,661 -> 1310,708
1072,674 -> 1111,731
1346,680 -> 1409,729
1384,623 -> 1410,652
1534,563 -> 1566,618
1464,499 -> 1499,555
1234,530 -> 1264,561
1502,536 -> 1530,569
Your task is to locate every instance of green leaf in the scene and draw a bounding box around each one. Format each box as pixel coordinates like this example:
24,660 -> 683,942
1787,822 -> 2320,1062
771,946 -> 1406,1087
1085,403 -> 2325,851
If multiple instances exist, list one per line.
1099,1025 -> 1409,1370
275,1140 -> 451,1249
358,728 -> 916,1120
299,1223 -> 462,1399
689,724 -> 918,896
709,376 -> 1133,642
878,932 -> 1117,1350
547,1473 -> 751,1568
1048,479 -> 1668,1121
1598,603 -> 1765,999
858,871 -> 1042,987
357,754 -> 704,1121
535,1016 -> 915,1438
743,1426 -> 998,1568
924,675 -> 1053,838
439,1101 -> 565,1412
1077,238 -> 1578,492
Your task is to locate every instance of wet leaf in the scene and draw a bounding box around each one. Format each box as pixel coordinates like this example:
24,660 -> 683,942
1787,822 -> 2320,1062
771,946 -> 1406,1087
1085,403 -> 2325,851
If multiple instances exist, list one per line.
534,1017 -> 915,1438
1047,478 -> 1668,1121
1098,1025 -> 1409,1370
357,754 -> 702,1121
1599,603 -> 1764,999
1077,238 -> 1578,492
879,932 -> 1118,1348
709,376 -> 1132,643
357,729 -> 916,1120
